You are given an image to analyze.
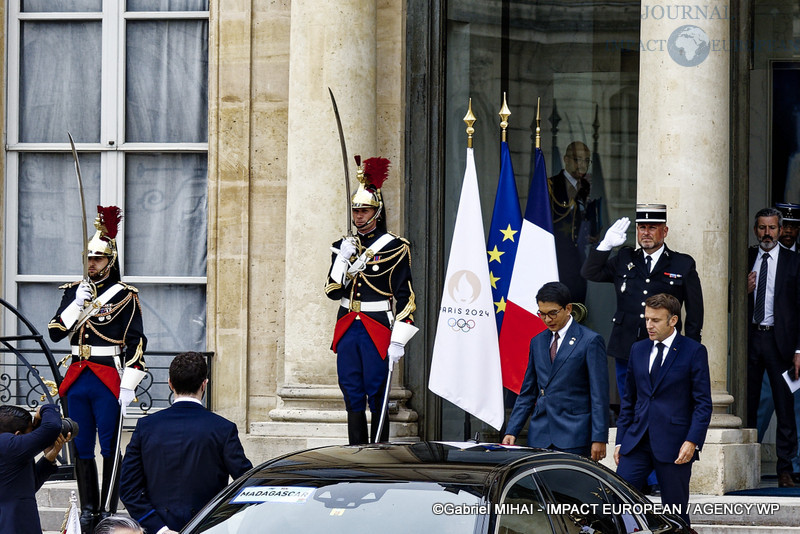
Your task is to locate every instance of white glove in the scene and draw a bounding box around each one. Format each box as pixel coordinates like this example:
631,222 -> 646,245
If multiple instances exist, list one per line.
597,217 -> 630,251
338,237 -> 357,260
387,342 -> 404,367
73,281 -> 92,306
119,387 -> 136,416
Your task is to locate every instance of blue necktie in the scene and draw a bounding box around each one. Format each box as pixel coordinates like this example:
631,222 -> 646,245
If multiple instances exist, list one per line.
645,254 -> 652,273
650,342 -> 666,385
753,253 -> 770,324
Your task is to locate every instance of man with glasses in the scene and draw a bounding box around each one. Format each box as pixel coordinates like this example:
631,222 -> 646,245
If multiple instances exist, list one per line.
502,282 -> 609,461
548,141 -> 599,303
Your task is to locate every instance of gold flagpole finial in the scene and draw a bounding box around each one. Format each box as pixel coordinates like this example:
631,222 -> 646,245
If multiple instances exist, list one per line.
464,98 -> 477,149
535,97 -> 541,150
499,92 -> 511,143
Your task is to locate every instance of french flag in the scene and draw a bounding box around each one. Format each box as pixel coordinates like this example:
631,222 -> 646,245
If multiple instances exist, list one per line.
498,146 -> 559,393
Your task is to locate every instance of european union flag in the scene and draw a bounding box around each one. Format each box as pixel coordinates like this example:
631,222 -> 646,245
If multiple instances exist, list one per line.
487,141 -> 522,332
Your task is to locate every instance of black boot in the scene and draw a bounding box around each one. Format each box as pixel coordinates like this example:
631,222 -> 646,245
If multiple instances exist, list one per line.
100,454 -> 121,519
346,411 -> 369,445
74,458 -> 99,534
370,408 -> 390,443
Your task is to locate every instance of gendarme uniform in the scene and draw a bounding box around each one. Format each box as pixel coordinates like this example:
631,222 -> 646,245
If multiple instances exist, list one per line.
325,156 -> 417,445
580,204 -> 703,362
48,206 -> 147,534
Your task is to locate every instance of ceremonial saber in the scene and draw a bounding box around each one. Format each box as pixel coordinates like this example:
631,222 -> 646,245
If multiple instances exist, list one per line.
328,88 -> 353,238
67,132 -> 90,283
374,361 -> 394,443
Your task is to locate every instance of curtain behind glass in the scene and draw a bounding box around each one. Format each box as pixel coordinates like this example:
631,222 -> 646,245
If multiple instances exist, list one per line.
127,0 -> 208,11
126,20 -> 208,143
137,284 -> 206,352
124,153 -> 207,277
21,1 -> 101,12
20,22 -> 101,143
18,153 -> 101,275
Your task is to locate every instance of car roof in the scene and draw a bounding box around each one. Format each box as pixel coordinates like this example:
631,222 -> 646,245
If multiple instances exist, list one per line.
244,441 -> 596,487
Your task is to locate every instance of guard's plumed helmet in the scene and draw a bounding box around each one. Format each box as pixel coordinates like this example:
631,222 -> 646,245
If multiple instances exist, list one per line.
351,156 -> 390,214
87,205 -> 122,276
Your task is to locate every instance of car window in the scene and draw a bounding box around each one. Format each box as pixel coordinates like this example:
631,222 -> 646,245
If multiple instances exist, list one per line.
495,473 -> 554,534
536,467 -> 644,534
186,481 -> 483,534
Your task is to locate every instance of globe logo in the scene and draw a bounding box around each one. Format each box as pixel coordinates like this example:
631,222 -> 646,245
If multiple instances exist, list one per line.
667,25 -> 710,67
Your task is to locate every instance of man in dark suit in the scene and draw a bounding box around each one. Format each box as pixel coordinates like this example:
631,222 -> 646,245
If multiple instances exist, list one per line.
120,352 -> 253,533
549,141 -> 598,304
0,403 -> 70,534
615,293 -> 711,526
502,282 -> 609,461
746,207 -> 800,488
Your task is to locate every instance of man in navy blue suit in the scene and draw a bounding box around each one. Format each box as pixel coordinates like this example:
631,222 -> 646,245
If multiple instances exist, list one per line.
0,404 -> 70,534
614,293 -> 712,526
502,282 -> 609,461
120,352 -> 253,534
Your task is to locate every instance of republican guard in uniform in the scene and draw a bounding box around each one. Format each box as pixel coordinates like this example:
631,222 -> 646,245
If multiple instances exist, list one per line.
49,206 -> 147,533
325,156 -> 417,445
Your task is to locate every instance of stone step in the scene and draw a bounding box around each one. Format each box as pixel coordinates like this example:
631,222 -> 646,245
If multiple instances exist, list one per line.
38,480 -> 127,533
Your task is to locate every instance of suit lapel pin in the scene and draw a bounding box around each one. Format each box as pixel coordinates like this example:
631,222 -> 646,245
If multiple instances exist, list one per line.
569,337 -> 575,345
627,262 -> 634,270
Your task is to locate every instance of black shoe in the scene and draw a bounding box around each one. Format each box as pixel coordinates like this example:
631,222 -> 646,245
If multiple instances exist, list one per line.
647,484 -> 661,496
778,472 -> 795,488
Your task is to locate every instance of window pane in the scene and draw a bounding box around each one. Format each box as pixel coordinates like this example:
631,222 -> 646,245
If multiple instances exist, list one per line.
18,153 -> 101,275
22,0 -> 101,12
126,20 -> 209,142
127,0 -> 208,11
124,153 -> 207,277
136,284 -> 206,352
20,22 -> 102,143
17,283 -> 70,351
498,474 -> 552,534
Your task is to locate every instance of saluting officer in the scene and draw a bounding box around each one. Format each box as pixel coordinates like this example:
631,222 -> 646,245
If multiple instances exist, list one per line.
325,156 -> 417,445
49,206 -> 147,534
581,204 -> 704,401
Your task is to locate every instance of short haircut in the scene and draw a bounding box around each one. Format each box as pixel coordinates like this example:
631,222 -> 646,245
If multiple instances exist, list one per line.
754,207 -> 783,227
94,515 -> 144,534
0,405 -> 32,435
645,293 -> 681,317
169,352 -> 208,395
565,141 -> 589,157
536,281 -> 572,308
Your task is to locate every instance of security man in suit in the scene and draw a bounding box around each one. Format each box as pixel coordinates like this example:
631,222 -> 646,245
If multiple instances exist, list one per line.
548,141 -> 599,304
747,207 -> 800,488
325,156 -> 417,445
580,204 -> 704,401
502,282 -> 609,461
120,352 -> 253,534
777,202 -> 800,252
49,206 -> 147,533
615,293 -> 711,526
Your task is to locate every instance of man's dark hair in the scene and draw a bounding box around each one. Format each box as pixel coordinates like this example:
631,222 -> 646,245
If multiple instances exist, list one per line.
169,352 -> 208,395
754,207 -> 783,227
0,405 -> 32,434
536,281 -> 572,308
645,293 -> 681,317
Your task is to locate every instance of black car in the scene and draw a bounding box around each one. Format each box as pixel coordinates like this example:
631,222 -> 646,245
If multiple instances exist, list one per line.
181,441 -> 689,533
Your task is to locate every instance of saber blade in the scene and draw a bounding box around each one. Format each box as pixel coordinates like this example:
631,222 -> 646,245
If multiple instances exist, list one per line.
328,88 -> 353,237
67,132 -> 89,282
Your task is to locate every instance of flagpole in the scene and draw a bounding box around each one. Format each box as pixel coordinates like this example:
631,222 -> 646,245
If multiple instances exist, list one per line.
535,97 -> 541,149
463,98 -> 476,441
499,92 -> 510,143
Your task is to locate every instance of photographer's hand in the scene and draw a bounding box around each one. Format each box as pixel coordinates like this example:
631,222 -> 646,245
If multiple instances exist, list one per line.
43,432 -> 71,463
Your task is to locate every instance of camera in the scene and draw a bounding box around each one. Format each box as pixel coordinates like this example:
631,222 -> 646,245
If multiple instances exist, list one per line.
61,417 -> 79,438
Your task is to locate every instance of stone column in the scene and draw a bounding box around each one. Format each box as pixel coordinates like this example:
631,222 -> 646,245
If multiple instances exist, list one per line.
250,0 -> 415,459
635,1 -> 757,493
